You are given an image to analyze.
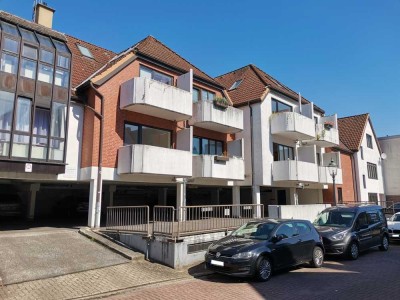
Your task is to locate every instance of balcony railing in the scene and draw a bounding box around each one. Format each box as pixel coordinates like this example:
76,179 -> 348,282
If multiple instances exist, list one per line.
120,77 -> 192,121
271,112 -> 316,140
272,160 -> 319,183
192,155 -> 245,181
314,124 -> 339,147
117,144 -> 192,177
189,101 -> 243,133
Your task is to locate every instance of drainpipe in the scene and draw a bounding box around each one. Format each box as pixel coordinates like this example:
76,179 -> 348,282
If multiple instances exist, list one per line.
89,82 -> 104,229
351,153 -> 359,202
248,102 -> 257,213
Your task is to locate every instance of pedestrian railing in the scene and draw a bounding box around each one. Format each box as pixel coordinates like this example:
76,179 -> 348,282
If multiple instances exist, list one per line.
106,206 -> 150,236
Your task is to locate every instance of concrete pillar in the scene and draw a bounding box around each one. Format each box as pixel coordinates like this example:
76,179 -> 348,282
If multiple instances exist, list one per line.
176,181 -> 186,221
158,188 -> 168,206
27,183 -> 40,220
109,185 -> 116,207
88,178 -> 97,228
232,186 -> 241,217
289,188 -> 299,205
252,185 -> 261,218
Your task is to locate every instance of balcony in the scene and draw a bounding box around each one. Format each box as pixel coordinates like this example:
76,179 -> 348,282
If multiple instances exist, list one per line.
272,160 -> 319,183
313,115 -> 339,147
189,101 -> 243,133
117,144 -> 192,177
270,112 -> 316,140
192,155 -> 245,180
318,166 -> 343,185
120,77 -> 192,121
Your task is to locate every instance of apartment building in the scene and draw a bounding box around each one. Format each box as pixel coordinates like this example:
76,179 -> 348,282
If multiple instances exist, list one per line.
333,114 -> 385,203
379,135 -> 400,203
215,65 -> 342,214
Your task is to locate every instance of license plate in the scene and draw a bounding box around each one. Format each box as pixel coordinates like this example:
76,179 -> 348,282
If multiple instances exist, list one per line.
392,234 -> 399,237
211,260 -> 224,267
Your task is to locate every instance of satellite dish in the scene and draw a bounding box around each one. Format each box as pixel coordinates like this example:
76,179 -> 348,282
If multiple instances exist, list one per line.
381,153 -> 387,160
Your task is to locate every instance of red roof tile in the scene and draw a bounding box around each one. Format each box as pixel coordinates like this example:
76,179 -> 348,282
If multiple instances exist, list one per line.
338,114 -> 369,152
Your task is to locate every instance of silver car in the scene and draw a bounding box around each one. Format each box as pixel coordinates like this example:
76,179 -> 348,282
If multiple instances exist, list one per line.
388,213 -> 400,241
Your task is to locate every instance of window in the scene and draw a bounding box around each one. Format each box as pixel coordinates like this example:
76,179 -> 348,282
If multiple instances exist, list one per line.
57,55 -> 70,69
22,44 -> 38,60
368,193 -> 378,204
367,162 -> 378,179
20,58 -> 36,79
12,97 -> 32,158
38,64 -> 53,83
272,98 -> 292,113
367,210 -> 379,224
229,79 -> 242,90
355,212 -> 368,229
1,52 -> 18,74
36,34 -> 54,48
192,136 -> 223,155
337,188 -> 343,204
32,107 -> 50,160
76,44 -> 93,58
366,134 -> 373,149
3,37 -> 19,53
201,89 -> 215,101
0,91 -> 14,157
316,153 -> 321,166
192,88 -> 200,103
273,143 -> 294,161
124,123 -> 171,149
50,103 -> 66,138
55,69 -> 69,87
1,22 -> 19,36
19,28 -> 37,43
139,65 -> 173,85
360,146 -> 364,160
40,49 -> 54,64
314,116 -> 318,124
275,222 -> 296,239
363,175 -> 366,189
295,222 -> 311,236
53,40 -> 69,53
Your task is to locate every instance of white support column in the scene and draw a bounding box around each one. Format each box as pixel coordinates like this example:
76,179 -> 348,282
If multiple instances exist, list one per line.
109,185 -> 116,207
88,178 -> 97,228
252,185 -> 261,218
176,181 -> 186,221
158,188 -> 168,206
28,183 -> 40,220
232,186 -> 241,217
289,188 -> 299,205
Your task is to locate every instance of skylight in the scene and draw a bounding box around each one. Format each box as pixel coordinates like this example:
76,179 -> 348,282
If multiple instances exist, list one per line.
229,79 -> 243,90
77,44 -> 93,58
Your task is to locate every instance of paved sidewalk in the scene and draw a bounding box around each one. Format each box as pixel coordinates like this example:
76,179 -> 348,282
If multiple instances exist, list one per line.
0,260 -> 191,300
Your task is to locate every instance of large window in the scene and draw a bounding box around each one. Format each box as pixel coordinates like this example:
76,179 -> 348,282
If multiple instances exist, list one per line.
1,52 -> 18,74
193,137 -> 223,155
12,97 -> 32,158
139,65 -> 173,85
366,134 -> 373,149
272,98 -> 292,113
367,162 -> 378,179
124,123 -> 171,149
38,64 -> 54,83
49,102 -> 66,161
273,143 -> 294,161
192,87 -> 200,103
368,193 -> 378,204
0,91 -> 14,157
20,58 -> 36,79
192,86 -> 215,103
32,107 -> 50,160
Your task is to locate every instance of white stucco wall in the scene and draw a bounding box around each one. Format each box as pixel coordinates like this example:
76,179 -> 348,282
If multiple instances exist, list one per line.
379,135 -> 400,196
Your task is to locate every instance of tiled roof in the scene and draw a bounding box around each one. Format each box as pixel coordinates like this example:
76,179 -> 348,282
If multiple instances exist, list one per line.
215,64 -> 325,113
0,10 -> 66,41
66,35 -> 116,88
338,113 -> 369,152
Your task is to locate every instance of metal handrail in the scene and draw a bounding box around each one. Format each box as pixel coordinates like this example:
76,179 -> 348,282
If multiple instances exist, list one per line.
106,206 -> 150,236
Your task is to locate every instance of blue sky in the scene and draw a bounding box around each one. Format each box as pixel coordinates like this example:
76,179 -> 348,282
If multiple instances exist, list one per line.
2,0 -> 399,136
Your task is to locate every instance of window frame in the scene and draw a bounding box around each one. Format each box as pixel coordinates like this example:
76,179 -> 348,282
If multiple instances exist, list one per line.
123,122 -> 172,149
139,65 -> 174,86
366,134 -> 373,149
272,98 -> 293,113
193,85 -> 216,102
367,162 -> 378,180
273,143 -> 294,161
192,136 -> 224,156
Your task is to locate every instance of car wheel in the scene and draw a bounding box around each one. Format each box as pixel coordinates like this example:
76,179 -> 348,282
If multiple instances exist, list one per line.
379,235 -> 389,251
347,241 -> 359,260
255,256 -> 272,282
310,246 -> 324,268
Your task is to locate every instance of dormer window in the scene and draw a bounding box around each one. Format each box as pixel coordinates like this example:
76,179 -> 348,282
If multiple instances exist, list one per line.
229,79 -> 242,90
76,44 -> 93,58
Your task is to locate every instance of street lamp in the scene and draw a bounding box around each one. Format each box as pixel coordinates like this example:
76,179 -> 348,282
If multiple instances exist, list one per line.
328,158 -> 338,206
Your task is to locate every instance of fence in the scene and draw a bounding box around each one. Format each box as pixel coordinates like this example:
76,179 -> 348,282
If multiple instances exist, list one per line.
106,206 -> 150,235
106,204 -> 264,239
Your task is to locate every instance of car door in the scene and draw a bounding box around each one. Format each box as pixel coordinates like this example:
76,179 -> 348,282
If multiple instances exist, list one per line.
294,221 -> 315,263
367,210 -> 382,247
269,222 -> 300,269
354,212 -> 373,250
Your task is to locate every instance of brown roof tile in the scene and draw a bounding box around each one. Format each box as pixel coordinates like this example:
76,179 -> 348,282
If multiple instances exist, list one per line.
66,35 -> 116,88
338,113 -> 369,152
215,64 -> 325,113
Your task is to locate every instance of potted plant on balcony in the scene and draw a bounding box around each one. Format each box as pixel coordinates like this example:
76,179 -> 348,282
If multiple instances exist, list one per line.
324,121 -> 334,130
213,97 -> 229,109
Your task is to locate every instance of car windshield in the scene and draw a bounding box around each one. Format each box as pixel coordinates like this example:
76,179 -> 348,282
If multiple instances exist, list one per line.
391,215 -> 400,222
313,211 -> 355,228
231,222 -> 277,240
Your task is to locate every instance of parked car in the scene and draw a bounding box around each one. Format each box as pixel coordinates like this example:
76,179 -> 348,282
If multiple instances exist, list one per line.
205,219 -> 324,281
391,203 -> 400,214
0,195 -> 22,217
388,212 -> 400,241
314,204 -> 389,260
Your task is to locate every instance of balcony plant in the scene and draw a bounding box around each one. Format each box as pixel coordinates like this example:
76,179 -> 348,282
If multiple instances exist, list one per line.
324,121 -> 334,130
213,97 -> 229,109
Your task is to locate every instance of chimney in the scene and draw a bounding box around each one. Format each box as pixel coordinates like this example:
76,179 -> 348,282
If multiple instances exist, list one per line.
33,1 -> 55,29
